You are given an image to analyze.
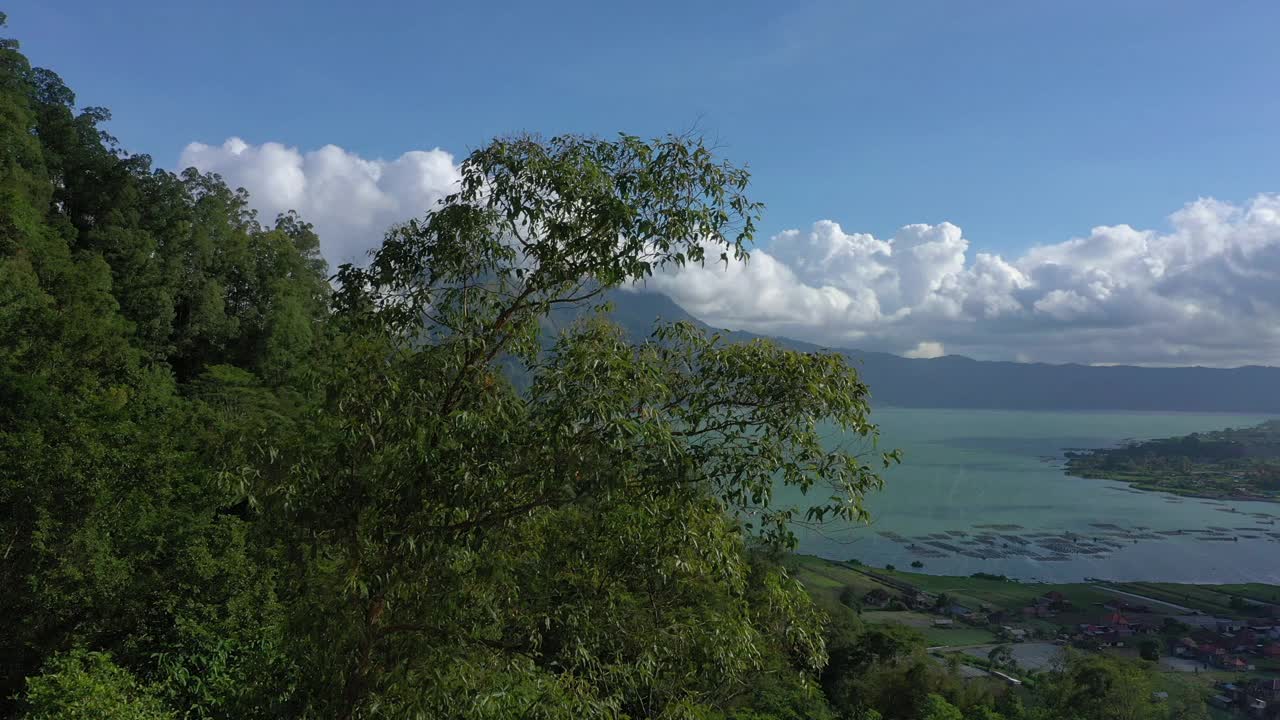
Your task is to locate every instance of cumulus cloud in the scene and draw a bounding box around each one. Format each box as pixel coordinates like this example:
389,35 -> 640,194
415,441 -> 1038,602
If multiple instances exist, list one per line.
180,138 -> 460,266
179,136 -> 1280,367
903,341 -> 946,359
646,194 -> 1280,367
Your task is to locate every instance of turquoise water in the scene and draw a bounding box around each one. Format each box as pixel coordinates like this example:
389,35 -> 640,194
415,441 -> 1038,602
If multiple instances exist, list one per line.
789,409 -> 1280,583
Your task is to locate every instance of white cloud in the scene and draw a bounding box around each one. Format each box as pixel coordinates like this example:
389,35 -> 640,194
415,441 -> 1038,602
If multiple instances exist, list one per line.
179,136 -> 1280,367
903,341 -> 946,359
650,195 -> 1280,367
180,138 -> 460,266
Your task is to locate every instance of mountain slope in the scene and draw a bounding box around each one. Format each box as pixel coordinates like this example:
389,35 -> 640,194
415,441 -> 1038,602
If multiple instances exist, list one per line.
598,290 -> 1280,413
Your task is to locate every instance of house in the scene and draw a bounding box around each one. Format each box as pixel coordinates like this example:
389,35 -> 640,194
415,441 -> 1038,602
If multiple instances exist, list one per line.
945,604 -> 981,623
1197,643 -> 1229,667
1178,615 -> 1229,630
1130,622 -> 1158,636
1249,624 -> 1280,641
1263,642 -> 1280,658
1100,631 -> 1125,648
1219,619 -> 1247,633
1000,625 -> 1028,642
904,591 -> 935,610
1022,604 -> 1053,619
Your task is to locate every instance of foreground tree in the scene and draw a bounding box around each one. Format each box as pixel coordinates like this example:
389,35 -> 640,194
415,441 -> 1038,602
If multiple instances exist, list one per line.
1,19 -> 320,714
224,132 -> 897,717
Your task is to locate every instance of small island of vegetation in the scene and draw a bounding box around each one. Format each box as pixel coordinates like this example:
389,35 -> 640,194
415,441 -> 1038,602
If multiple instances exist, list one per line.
1064,421 -> 1280,503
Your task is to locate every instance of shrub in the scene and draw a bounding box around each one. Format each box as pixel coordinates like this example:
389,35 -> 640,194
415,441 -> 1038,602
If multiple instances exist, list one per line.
19,651 -> 173,720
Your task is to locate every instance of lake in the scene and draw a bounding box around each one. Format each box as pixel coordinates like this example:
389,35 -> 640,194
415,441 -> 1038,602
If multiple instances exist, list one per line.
789,408 -> 1280,584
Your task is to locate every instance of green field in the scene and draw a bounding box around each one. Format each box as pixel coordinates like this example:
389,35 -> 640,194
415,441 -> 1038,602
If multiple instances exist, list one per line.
878,568 -> 1117,625
1111,581 -> 1280,618
921,626 -> 1000,647
1209,583 -> 1280,604
1112,582 -> 1236,614
860,610 -> 936,626
789,555 -> 899,605
793,554 -> 1280,632
791,555 -> 1113,616
859,610 -> 998,646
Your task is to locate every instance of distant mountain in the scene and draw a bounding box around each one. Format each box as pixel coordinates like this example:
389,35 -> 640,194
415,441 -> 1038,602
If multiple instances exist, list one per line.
583,290 -> 1280,414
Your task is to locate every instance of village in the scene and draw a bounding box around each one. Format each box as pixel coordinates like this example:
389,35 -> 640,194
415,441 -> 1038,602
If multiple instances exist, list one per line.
793,555 -> 1280,718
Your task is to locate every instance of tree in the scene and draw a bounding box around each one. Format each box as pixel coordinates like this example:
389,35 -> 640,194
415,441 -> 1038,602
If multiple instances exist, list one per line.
919,693 -> 964,720
988,645 -> 1014,669
0,23 -> 319,714
1138,639 -> 1160,662
839,586 -> 863,611
1026,652 -> 1185,720
228,132 -> 896,718
18,651 -> 173,720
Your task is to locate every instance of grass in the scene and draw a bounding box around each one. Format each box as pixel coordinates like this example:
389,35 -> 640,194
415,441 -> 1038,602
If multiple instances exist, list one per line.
792,554 -> 1113,624
789,555 -> 896,606
792,555 -> 1280,652
860,610 -> 935,628
793,555 -> 1280,613
1111,582 -> 1234,614
1211,583 -> 1280,604
878,568 -> 1115,618
1111,581 -> 1280,618
859,610 -> 998,647
921,626 -> 999,647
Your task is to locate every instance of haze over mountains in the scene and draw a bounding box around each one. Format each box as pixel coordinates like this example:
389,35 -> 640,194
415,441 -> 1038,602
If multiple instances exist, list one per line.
589,290 -> 1280,414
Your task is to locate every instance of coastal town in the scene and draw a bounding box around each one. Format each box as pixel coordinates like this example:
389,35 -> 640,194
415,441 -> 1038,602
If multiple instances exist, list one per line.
794,555 -> 1280,718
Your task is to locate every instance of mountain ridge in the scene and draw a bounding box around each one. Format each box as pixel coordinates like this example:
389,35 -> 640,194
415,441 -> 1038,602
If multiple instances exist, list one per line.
594,289 -> 1280,413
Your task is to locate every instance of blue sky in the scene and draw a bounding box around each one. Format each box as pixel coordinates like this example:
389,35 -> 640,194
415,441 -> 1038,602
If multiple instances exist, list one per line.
9,0 -> 1278,250
7,1 -> 1280,365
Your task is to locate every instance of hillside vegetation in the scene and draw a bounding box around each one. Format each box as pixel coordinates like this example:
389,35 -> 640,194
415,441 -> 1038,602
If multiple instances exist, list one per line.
1065,421 -> 1280,502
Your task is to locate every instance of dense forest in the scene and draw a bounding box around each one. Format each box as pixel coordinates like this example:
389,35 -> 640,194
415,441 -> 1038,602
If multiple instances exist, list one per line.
1065,421 -> 1280,502
0,16 -> 1202,719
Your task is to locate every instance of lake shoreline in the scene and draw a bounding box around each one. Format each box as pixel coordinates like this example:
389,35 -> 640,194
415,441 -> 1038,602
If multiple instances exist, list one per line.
793,408 -> 1280,585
